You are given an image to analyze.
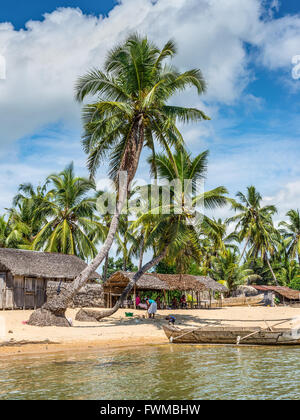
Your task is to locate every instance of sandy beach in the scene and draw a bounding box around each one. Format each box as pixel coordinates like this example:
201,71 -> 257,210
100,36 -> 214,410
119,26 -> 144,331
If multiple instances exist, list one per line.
0,306 -> 299,357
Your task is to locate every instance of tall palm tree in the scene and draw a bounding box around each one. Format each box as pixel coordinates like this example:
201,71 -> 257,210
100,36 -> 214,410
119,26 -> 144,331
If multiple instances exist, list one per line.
279,209 -> 300,265
228,186 -> 279,285
147,147 -> 228,272
32,163 -> 105,260
29,34 -> 209,326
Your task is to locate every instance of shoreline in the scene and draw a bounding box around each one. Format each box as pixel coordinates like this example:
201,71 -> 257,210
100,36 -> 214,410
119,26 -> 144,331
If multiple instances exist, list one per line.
1,306 -> 300,357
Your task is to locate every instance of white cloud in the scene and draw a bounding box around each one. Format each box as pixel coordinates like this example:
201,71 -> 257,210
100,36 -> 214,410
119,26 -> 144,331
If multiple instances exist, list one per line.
0,0 -> 299,148
263,180 -> 300,224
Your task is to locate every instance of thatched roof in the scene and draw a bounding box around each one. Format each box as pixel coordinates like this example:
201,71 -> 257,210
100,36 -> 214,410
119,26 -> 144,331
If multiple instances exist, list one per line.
253,285 -> 300,301
155,274 -> 206,291
105,271 -> 226,292
0,248 -> 101,280
104,271 -> 169,291
196,276 -> 228,292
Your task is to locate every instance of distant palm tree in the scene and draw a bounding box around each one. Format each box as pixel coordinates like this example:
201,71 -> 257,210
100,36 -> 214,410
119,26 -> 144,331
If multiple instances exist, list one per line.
202,217 -> 239,257
228,186 -> 279,284
32,163 -> 104,260
210,249 -> 253,292
145,147 -> 228,273
279,209 -> 300,265
5,182 -> 52,249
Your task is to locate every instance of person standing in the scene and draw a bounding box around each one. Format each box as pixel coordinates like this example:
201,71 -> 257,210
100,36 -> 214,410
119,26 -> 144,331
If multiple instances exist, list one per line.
146,297 -> 157,319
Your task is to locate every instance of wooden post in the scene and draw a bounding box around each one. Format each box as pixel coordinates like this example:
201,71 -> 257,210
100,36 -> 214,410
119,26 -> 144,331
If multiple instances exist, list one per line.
209,290 -> 212,308
34,279 -> 37,310
134,285 -> 136,309
23,277 -> 25,310
163,289 -> 167,309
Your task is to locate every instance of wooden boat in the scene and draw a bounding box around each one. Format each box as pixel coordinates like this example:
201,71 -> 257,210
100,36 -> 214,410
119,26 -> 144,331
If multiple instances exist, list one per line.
220,295 -> 263,307
163,323 -> 300,346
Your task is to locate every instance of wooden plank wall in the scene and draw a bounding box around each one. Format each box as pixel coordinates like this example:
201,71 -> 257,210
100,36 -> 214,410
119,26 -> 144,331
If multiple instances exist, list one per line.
0,274 -> 48,310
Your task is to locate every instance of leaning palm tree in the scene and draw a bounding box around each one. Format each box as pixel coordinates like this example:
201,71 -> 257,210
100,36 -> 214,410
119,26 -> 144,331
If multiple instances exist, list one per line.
28,34 -> 209,326
32,163 -> 106,260
279,209 -> 300,265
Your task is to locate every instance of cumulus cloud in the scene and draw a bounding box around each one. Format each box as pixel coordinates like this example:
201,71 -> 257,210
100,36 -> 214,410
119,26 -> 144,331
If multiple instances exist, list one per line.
0,0 -> 299,147
263,181 -> 300,224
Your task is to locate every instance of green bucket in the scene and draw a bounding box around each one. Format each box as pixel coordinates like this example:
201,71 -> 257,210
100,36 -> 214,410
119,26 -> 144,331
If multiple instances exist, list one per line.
125,312 -> 134,317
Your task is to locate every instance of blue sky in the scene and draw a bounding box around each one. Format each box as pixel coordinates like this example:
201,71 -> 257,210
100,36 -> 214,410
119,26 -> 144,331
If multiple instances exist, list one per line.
0,0 -> 300,224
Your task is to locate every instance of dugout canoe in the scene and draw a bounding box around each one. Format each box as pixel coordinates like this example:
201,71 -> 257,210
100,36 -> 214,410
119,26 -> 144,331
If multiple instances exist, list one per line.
221,295 -> 263,307
163,324 -> 300,345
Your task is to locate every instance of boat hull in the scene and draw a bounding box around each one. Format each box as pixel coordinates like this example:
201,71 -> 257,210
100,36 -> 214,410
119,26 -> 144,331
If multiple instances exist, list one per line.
163,325 -> 300,345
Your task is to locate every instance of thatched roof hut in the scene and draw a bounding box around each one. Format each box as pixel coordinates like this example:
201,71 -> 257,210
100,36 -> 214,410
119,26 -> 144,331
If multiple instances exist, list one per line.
0,248 -> 100,280
105,272 -> 227,295
252,285 -> 300,302
104,271 -> 227,308
0,248 -> 101,310
104,271 -> 208,293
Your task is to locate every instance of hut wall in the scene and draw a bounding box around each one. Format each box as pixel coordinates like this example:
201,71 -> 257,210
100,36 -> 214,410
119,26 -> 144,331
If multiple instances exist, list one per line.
47,281 -> 104,308
0,271 -> 14,309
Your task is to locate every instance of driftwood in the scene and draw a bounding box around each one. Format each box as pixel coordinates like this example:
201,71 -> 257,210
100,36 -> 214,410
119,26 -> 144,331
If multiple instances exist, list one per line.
0,339 -> 59,347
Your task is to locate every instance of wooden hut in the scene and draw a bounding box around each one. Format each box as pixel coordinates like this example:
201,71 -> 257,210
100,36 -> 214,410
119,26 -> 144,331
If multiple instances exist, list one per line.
104,271 -> 227,308
0,248 -> 101,310
252,285 -> 300,307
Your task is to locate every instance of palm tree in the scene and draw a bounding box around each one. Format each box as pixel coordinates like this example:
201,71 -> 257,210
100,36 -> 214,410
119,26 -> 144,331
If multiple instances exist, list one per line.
228,186 -> 279,284
5,182 -> 53,249
147,147 -> 228,272
28,34 -> 209,326
210,249 -> 253,292
279,209 -> 300,265
202,217 -> 239,257
32,163 -> 105,260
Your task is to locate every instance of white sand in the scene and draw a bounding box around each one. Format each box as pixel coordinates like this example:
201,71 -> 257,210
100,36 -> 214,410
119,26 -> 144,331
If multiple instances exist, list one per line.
0,306 -> 299,356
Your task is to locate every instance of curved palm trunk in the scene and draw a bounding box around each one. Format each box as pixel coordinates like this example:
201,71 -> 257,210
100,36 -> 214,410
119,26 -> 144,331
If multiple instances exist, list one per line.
102,253 -> 109,283
239,235 -> 250,263
138,233 -> 144,270
28,116 -> 145,326
76,247 -> 168,321
265,253 -> 279,286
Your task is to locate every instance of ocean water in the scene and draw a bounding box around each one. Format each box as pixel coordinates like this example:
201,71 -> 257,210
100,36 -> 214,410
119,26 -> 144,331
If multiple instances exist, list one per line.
0,344 -> 299,400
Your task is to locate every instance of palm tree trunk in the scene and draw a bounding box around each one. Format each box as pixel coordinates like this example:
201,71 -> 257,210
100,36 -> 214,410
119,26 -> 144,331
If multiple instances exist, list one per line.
102,253 -> 109,283
76,247 -> 168,321
239,235 -> 250,263
138,233 -> 144,270
28,116 -> 145,326
265,253 -> 279,286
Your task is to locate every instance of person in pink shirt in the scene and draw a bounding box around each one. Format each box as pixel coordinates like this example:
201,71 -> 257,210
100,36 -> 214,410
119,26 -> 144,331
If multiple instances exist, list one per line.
135,295 -> 141,307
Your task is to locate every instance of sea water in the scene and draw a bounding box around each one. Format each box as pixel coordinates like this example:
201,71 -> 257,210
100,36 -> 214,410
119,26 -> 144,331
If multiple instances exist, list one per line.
0,344 -> 299,400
